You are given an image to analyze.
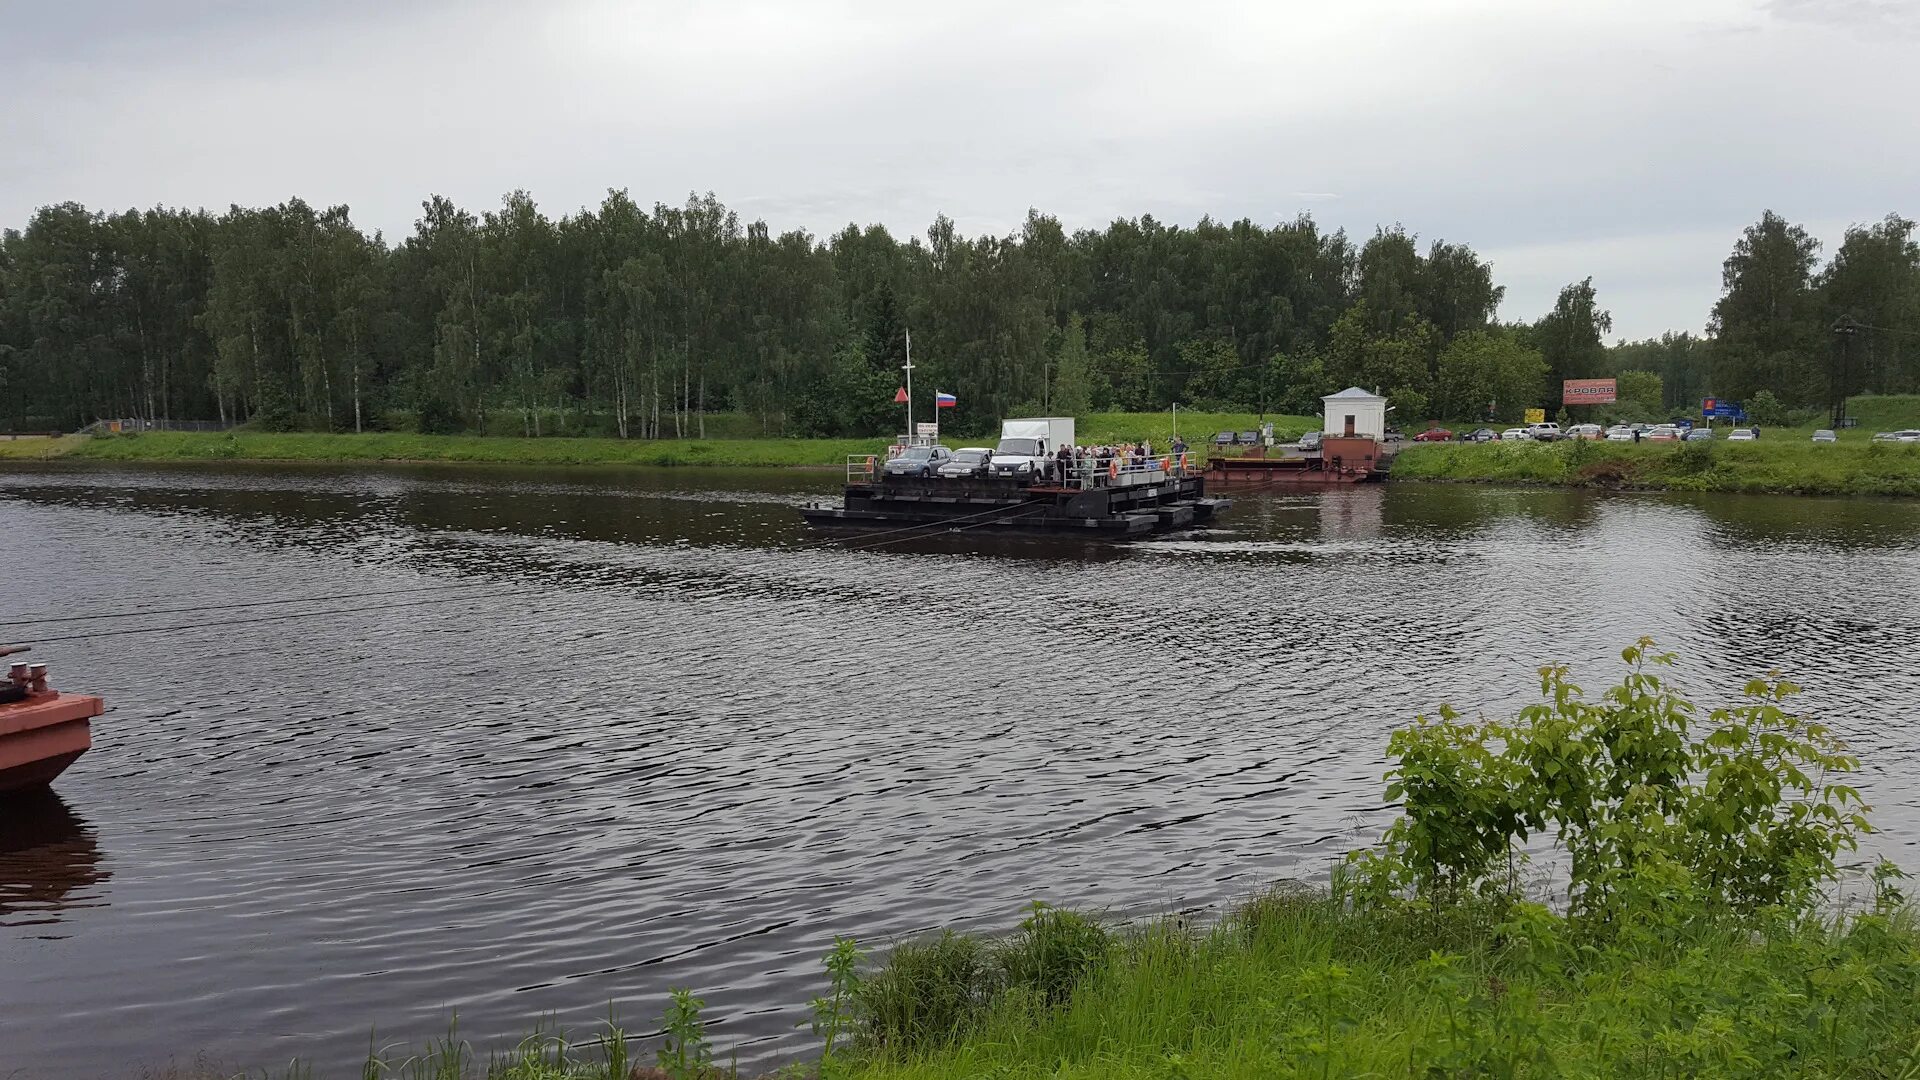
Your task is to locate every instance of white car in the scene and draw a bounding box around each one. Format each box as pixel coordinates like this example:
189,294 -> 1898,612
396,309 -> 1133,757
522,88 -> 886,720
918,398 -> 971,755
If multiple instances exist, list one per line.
1812,429 -> 1837,444
1565,423 -> 1604,441
1645,424 -> 1683,442
1526,422 -> 1562,441
1500,427 -> 1528,441
1726,429 -> 1757,442
1604,425 -> 1635,442
1872,429 -> 1920,443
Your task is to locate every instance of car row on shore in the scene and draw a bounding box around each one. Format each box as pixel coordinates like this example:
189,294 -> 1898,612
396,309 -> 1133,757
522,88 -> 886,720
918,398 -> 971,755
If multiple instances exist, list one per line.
1412,423 -> 1920,446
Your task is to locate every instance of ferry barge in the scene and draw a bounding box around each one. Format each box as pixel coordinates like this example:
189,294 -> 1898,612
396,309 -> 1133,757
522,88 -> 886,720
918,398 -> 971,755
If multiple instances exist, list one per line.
803,455 -> 1230,538
0,648 -> 102,795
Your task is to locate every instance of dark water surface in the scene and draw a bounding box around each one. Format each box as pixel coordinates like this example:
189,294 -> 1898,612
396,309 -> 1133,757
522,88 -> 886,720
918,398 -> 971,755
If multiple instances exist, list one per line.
3,463 -> 1919,1077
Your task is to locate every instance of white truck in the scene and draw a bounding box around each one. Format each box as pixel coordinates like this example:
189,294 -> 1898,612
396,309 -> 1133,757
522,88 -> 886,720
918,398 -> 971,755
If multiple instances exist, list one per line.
990,417 -> 1076,480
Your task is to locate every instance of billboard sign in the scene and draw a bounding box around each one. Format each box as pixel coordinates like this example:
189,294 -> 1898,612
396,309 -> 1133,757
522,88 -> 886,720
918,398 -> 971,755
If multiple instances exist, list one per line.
1563,378 -> 1617,405
1701,399 -> 1744,420
1523,408 -> 1546,425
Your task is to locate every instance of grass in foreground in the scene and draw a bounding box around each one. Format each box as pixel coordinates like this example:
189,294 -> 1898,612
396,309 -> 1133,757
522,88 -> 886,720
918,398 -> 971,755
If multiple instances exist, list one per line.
1394,436 -> 1920,496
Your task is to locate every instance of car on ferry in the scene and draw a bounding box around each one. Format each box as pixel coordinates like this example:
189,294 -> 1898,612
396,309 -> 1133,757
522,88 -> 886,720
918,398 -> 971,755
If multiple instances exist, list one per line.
1604,424 -> 1635,441
1297,431 -> 1322,450
1812,429 -> 1838,444
1685,428 -> 1714,442
1645,424 -> 1683,442
1726,428 -> 1758,442
883,444 -> 953,477
1872,429 -> 1920,443
1500,427 -> 1528,441
1412,426 -> 1453,442
1565,423 -> 1604,440
1525,421 -> 1563,441
936,447 -> 993,478
1464,427 -> 1497,442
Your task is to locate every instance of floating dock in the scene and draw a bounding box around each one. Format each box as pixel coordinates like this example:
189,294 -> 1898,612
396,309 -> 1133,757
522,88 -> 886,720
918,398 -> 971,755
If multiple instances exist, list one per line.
803,457 -> 1230,538
1207,435 -> 1392,487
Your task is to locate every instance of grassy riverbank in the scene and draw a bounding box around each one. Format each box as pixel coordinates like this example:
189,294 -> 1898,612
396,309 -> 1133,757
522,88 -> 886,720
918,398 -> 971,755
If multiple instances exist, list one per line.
1395,437 -> 1920,496
0,412 -> 1315,468
0,431 -> 894,467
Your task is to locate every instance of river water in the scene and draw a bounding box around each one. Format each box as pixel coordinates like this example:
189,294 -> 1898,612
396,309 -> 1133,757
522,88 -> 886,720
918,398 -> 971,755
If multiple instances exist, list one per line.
2,463 -> 1919,1077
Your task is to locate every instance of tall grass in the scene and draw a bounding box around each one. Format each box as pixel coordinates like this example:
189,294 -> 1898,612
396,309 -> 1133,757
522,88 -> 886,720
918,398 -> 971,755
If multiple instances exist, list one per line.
1394,437 -> 1920,496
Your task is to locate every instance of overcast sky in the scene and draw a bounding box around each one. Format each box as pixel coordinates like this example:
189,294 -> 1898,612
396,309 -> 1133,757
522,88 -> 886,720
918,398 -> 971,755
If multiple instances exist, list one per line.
4,0 -> 1915,339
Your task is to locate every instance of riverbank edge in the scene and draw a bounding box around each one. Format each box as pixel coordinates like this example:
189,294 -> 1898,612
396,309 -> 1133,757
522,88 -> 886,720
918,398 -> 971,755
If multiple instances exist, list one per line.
162,884 -> 1920,1080
1391,439 -> 1920,498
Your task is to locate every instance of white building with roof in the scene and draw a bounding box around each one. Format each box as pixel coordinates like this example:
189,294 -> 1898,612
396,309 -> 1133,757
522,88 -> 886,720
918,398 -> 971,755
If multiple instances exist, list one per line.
1322,387 -> 1388,439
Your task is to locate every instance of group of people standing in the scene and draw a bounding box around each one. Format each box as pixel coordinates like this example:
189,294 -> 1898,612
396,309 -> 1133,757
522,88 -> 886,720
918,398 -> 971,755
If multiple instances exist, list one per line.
1043,436 -> 1190,485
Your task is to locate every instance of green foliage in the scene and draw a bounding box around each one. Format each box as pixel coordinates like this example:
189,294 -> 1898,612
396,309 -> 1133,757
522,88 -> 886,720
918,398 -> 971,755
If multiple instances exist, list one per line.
997,902 -> 1111,1008
656,988 -> 712,1080
1392,436 -> 1920,497
1534,277 -> 1612,391
1049,315 -> 1093,417
1351,640 -> 1867,925
1433,328 -> 1547,423
810,936 -> 865,1059
857,930 -> 994,1053
1747,388 -> 1789,426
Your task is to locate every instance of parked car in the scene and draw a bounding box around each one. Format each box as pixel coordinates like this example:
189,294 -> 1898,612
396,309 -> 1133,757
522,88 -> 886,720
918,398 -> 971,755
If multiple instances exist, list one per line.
1297,430 -> 1322,450
1500,427 -> 1528,441
1645,424 -> 1683,442
1604,424 -> 1635,442
1811,429 -> 1838,444
936,447 -> 993,478
1685,428 -> 1715,442
1382,428 -> 1407,443
1872,429 -> 1920,442
1464,427 -> 1497,442
884,444 -> 953,477
1726,429 -> 1757,442
1413,427 -> 1453,442
1525,422 -> 1562,441
1565,423 -> 1604,441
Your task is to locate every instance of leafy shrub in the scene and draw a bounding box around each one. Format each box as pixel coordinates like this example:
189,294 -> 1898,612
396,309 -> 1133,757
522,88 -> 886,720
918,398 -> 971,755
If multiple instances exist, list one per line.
1746,389 -> 1789,427
997,902 -> 1112,1007
1349,640 -> 1868,927
857,930 -> 995,1051
1671,438 -> 1715,474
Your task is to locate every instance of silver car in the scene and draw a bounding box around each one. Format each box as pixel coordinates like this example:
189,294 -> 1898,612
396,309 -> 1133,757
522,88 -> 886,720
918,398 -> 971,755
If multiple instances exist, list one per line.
883,445 -> 953,477
1811,429 -> 1837,444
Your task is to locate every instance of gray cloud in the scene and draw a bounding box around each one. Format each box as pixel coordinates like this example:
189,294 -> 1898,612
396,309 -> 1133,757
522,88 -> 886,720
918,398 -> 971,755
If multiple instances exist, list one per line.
2,0 -> 1915,339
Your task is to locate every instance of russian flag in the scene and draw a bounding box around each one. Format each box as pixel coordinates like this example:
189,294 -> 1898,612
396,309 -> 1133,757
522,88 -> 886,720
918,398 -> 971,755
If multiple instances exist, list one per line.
934,392 -> 957,408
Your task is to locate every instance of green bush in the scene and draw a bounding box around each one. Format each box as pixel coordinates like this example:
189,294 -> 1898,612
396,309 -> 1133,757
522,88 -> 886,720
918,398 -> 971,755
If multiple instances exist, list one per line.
996,902 -> 1112,1007
857,930 -> 995,1052
1347,639 -> 1868,926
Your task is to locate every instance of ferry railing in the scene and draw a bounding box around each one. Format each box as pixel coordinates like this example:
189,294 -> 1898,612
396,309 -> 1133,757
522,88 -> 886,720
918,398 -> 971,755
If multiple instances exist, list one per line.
847,454 -> 880,483
1052,452 -> 1202,490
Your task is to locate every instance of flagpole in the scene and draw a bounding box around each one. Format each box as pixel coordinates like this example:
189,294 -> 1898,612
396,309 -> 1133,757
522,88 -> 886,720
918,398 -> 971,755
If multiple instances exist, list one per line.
903,327 -> 914,442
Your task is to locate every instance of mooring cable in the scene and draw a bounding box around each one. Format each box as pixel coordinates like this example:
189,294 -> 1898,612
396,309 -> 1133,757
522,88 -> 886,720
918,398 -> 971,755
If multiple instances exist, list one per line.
3,579 -> 503,627
13,588 -> 550,645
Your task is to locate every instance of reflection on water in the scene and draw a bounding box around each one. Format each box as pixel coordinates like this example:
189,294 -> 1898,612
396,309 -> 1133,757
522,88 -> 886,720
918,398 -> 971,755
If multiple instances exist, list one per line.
0,790 -> 108,929
1,462 -> 1919,1078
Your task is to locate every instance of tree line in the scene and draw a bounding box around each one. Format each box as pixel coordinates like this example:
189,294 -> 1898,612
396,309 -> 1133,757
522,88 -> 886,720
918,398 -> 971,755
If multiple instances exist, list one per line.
2,192 -> 1916,436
